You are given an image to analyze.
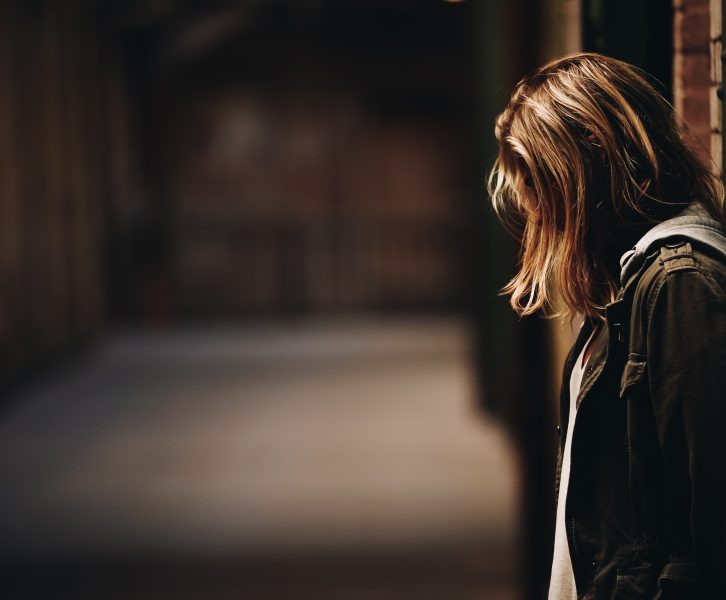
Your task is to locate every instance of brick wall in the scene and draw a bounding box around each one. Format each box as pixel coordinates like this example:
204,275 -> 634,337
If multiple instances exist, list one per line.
710,0 -> 723,171
673,0 -> 722,172
674,0 -> 713,165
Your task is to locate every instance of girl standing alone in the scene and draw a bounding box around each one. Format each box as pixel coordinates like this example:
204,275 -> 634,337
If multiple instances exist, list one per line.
488,53 -> 726,598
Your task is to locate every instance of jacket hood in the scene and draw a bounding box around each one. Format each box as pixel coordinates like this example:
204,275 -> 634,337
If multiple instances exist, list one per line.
618,200 -> 726,286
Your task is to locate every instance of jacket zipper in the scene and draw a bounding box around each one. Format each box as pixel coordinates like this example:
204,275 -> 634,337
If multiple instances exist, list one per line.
569,516 -> 579,556
566,331 -> 607,569
567,363 -> 602,561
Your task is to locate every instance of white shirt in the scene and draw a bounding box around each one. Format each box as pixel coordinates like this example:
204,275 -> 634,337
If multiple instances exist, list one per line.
548,325 -> 598,600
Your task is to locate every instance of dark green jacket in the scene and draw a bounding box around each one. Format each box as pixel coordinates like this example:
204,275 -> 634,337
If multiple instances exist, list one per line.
556,201 -> 726,598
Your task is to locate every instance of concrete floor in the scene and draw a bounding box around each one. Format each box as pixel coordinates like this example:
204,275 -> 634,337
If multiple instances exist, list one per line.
0,316 -> 519,599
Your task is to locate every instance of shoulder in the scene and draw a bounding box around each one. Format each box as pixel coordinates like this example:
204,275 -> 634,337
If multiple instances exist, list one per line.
629,239 -> 726,335
642,239 -> 726,294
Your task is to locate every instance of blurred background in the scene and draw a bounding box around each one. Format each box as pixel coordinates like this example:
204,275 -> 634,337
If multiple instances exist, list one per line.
0,0 -> 719,598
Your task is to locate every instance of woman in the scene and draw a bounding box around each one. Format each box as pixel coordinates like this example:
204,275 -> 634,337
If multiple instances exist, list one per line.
487,52 -> 726,598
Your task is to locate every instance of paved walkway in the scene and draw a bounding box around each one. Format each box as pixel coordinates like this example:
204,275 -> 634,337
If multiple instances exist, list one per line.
0,317 -> 519,598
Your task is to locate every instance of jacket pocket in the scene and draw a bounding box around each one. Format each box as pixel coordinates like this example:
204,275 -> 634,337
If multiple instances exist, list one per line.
619,356 -> 647,398
654,558 -> 699,600
616,563 -> 658,600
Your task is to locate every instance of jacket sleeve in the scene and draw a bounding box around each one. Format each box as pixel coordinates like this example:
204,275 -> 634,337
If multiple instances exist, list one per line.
646,266 -> 726,590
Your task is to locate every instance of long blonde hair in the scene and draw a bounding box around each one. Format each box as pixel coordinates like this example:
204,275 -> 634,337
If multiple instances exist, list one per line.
487,52 -> 725,322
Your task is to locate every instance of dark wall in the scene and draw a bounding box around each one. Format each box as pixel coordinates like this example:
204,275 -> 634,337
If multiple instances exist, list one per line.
583,0 -> 674,101
0,2 -> 110,383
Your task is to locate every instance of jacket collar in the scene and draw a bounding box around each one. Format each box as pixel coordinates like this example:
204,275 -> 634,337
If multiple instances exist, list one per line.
618,200 -> 726,288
